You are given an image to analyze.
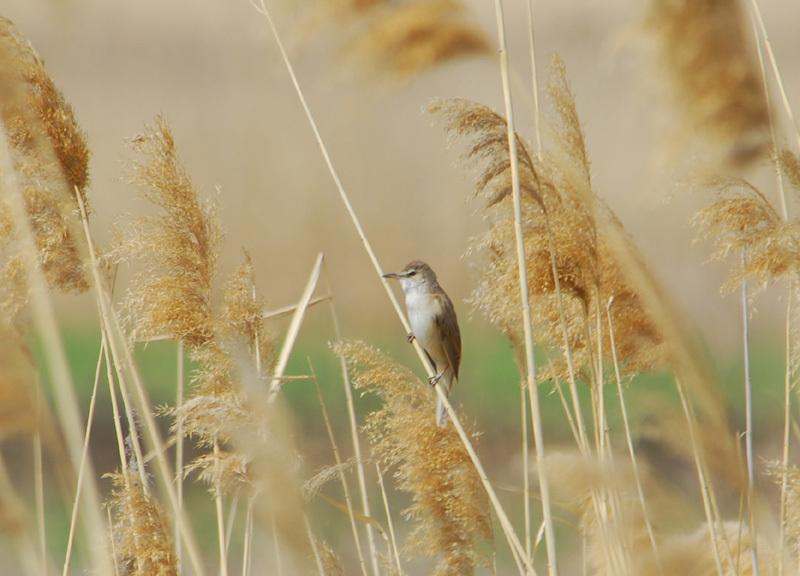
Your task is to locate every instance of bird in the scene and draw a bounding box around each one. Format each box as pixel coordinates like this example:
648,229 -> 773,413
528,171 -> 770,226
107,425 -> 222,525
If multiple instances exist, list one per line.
383,260 -> 461,427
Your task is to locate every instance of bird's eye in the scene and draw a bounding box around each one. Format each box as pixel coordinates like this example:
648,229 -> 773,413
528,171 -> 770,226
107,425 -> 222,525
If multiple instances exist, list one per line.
408,269 -> 417,276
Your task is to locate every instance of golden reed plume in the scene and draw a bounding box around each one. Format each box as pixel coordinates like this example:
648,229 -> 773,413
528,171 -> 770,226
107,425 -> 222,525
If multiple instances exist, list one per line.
337,341 -> 491,575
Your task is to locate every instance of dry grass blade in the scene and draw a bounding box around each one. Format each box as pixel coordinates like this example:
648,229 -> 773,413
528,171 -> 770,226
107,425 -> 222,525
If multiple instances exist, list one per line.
268,253 -> 324,400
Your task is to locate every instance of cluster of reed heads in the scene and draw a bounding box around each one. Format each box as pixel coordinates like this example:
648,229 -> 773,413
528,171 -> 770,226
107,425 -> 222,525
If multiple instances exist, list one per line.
0,0 -> 799,574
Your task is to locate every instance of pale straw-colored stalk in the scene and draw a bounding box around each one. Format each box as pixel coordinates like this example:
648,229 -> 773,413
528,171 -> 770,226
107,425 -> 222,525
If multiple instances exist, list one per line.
213,440 -> 229,576
493,0 -> 557,572
33,388 -> 46,575
268,253 -> 323,400
74,186 -> 206,576
241,496 -> 254,576
675,376 -> 725,576
0,453 -> 43,576
746,0 -> 800,150
322,270 -> 380,576
176,339 -> 185,570
376,463 -> 403,575
63,338 -> 105,575
251,1 -> 538,571
606,297 -> 661,572
0,120 -> 112,576
312,374 -> 369,576
740,247 -> 760,576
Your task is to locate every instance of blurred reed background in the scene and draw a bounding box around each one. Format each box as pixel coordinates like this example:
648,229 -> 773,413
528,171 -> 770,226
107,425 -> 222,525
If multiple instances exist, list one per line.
1,0 -> 800,575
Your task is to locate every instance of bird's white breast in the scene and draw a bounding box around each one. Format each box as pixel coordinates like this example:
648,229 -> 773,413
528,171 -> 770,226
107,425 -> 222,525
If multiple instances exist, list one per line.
404,290 -> 445,362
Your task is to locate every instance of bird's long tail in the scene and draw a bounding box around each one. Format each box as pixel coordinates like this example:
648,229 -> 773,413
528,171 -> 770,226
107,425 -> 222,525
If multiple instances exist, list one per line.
435,372 -> 455,427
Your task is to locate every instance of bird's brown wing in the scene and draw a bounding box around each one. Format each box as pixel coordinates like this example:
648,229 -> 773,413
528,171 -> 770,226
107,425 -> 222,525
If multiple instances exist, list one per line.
436,294 -> 462,379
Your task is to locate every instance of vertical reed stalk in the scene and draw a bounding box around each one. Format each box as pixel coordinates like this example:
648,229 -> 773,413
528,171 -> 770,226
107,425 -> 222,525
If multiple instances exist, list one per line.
253,2 -> 535,570
606,298 -> 661,571
312,375 -> 368,576
33,387 -> 46,575
493,0 -> 557,572
740,247 -> 759,576
324,283 -> 380,576
675,376 -> 725,576
175,339 -> 185,570
74,186 -> 206,576
522,380 -> 532,560
376,463 -> 403,575
214,439 -> 229,576
0,122 -> 112,576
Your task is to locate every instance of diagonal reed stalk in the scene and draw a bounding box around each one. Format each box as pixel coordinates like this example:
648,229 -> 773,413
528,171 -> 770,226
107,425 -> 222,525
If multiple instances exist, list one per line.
312,373 -> 369,576
252,1 -> 536,572
606,297 -> 661,572
376,463 -> 403,575
493,0 -> 558,573
63,338 -> 105,575
74,185 -> 206,576
268,253 -> 324,400
0,121 -> 113,576
322,265 -> 380,576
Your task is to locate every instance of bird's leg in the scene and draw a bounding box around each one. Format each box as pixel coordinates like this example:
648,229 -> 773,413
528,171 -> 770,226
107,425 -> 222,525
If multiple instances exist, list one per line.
407,332 -> 415,343
428,364 -> 450,386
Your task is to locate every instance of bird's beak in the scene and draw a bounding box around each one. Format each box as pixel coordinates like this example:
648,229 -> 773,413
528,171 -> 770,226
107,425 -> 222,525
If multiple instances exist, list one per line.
383,272 -> 400,279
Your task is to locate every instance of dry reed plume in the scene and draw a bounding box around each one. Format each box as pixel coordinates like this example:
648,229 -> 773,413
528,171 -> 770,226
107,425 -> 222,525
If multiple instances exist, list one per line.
694,175 -> 800,294
107,469 -> 178,576
337,340 -> 491,575
113,115 -> 222,347
313,0 -> 490,81
0,17 -> 90,295
429,54 -> 666,383
644,0 -> 771,167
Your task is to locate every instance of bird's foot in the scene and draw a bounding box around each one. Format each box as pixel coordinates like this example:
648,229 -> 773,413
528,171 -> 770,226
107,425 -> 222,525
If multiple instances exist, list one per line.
429,372 -> 443,386
407,332 -> 415,343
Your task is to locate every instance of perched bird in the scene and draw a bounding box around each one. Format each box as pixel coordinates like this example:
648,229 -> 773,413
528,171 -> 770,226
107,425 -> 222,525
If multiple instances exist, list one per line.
383,261 -> 461,427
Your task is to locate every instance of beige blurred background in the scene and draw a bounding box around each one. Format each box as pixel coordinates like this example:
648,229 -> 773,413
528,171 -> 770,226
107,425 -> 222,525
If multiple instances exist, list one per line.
4,0 -> 800,355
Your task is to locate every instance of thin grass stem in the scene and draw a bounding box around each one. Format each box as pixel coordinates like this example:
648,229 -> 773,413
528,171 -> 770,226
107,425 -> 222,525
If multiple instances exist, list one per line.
746,0 -> 800,151
176,339 -> 185,570
494,0 -> 557,572
268,253 -> 323,400
63,337 -> 105,576
242,498 -> 254,576
312,369 -> 369,576
606,297 -> 661,572
376,463 -> 403,575
675,375 -> 725,576
33,387 -> 46,576
522,379 -> 532,561
322,278 -> 380,576
740,247 -> 760,576
74,186 -> 206,576
0,124 -> 112,576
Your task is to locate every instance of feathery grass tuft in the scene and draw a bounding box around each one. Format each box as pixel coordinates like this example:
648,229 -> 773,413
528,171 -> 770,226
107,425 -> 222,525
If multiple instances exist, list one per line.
0,17 -> 90,294
694,177 -> 800,294
113,115 -> 222,347
107,470 -> 178,576
644,0 -> 771,167
429,56 -> 666,380
348,0 -> 490,81
337,340 -> 491,575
